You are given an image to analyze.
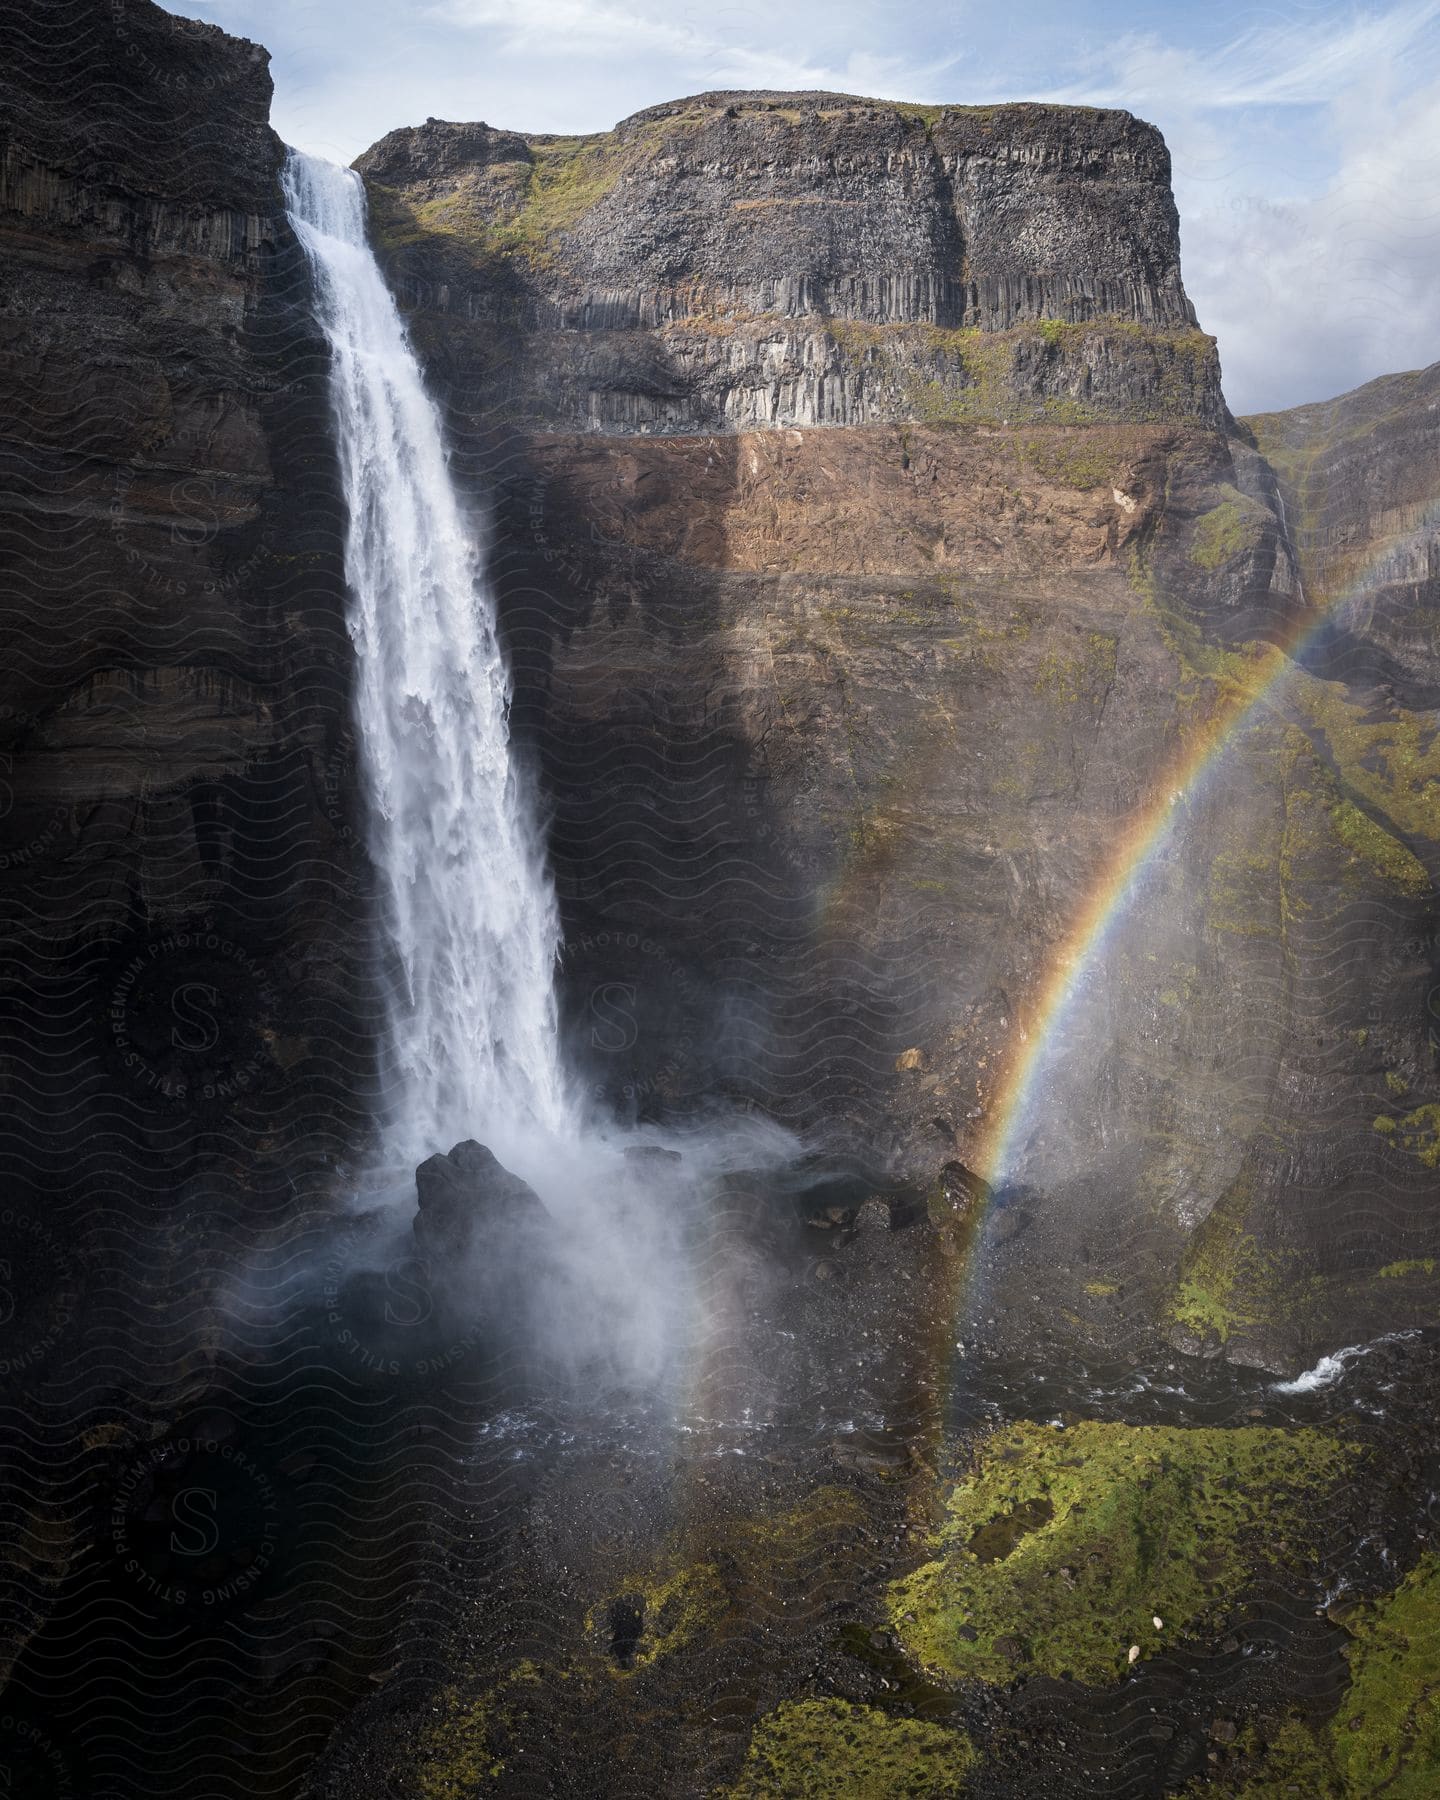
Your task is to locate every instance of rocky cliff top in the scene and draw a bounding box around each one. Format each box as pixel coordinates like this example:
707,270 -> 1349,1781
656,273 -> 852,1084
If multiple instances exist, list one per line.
358,90 -> 1217,433
358,92 -> 1193,333
1,0 -> 277,213
364,91 -> 1172,176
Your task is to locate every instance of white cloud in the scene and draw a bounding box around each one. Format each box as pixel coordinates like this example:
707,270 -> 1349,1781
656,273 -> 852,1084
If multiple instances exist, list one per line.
989,2 -> 1440,409
427,0 -> 715,58
1048,0 -> 1440,110
1187,72 -> 1440,412
428,0 -> 954,98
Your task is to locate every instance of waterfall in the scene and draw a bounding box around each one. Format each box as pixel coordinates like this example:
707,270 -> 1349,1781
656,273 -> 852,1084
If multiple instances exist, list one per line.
282,150 -> 571,1174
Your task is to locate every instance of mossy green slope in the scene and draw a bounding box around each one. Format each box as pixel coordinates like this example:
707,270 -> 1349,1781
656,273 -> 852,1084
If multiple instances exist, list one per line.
729,1698 -> 976,1797
1330,799 -> 1430,897
888,1421 -> 1354,1686
413,1662 -> 546,1797
1189,1552 -> 1440,1796
1169,1169 -> 1287,1344
1334,1553 -> 1440,1794
587,1484 -> 870,1674
1188,485 -> 1269,570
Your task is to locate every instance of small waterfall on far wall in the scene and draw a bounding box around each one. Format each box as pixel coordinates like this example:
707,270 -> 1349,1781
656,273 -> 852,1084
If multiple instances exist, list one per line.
282,149 -> 572,1176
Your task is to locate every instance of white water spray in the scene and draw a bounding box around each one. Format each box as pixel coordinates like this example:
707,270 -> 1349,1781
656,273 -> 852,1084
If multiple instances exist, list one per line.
280,151 -> 803,1390
1271,1329 -> 1419,1396
282,151 -> 571,1175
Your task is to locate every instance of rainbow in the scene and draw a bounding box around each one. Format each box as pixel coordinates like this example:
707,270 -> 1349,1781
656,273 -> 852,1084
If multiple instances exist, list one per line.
970,505 -> 1438,1196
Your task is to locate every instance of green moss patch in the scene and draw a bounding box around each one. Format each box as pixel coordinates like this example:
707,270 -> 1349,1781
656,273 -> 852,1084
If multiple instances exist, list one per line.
1179,1716 -> 1344,1798
1197,1554 -> 1440,1797
1188,487 -> 1269,570
1030,633 -> 1117,710
1017,429 -> 1135,490
1207,846 -> 1281,940
1331,799 -> 1429,895
1332,1553 -> 1440,1794
589,1485 -> 870,1675
586,1558 -> 726,1673
1169,1171 -> 1285,1344
493,135 -> 632,260
827,320 -> 1215,427
413,1662 -> 545,1797
729,1699 -> 976,1797
1292,675 -> 1440,847
887,1421 -> 1353,1686
366,129 -> 644,270
1391,1103 -> 1440,1169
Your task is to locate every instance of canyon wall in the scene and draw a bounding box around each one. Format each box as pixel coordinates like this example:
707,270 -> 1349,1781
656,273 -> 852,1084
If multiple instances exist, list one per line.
361,94 -> 1439,1373
0,1 -> 369,1250
0,0 -> 374,1771
358,99 -> 1217,433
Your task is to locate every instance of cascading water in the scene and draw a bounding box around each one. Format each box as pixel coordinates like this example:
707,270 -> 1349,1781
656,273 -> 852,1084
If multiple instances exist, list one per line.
282,150 -> 571,1176
282,150 -> 790,1388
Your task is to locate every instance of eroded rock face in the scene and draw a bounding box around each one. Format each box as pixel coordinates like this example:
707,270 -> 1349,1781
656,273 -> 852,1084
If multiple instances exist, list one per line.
356,95 -> 1219,434
1244,363 -> 1440,697
0,0 -> 371,1708
360,94 -> 1438,1370
0,0 -> 369,1215
362,95 -> 1195,325
0,26 -> 1432,1793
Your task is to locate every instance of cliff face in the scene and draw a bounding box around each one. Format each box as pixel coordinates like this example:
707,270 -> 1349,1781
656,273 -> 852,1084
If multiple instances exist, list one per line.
0,0 -> 371,1726
357,97 -> 1220,434
0,0 -> 369,1199
360,93 -> 1438,1374
1245,363 -> 1440,694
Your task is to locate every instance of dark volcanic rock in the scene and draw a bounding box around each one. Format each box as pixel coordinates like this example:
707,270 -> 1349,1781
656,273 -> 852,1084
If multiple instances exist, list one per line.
0,0 -> 370,1215
413,1138 -> 549,1261
931,1160 -> 993,1218
0,0 -> 372,1733
357,92 -> 1221,433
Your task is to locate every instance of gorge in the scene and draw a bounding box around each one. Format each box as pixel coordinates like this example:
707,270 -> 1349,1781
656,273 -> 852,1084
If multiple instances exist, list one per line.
0,2 -> 1438,1796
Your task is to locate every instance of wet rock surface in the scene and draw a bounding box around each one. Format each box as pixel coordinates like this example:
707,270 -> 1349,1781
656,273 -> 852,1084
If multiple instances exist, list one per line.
414,1139 -> 551,1260
303,1175 -> 1440,1799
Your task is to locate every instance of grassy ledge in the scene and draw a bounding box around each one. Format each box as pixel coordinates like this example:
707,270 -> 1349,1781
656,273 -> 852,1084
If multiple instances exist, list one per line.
728,1698 -> 977,1797
887,1420 -> 1355,1686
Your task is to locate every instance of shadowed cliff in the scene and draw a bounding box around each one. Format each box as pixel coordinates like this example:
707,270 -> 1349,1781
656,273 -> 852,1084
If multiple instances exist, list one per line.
0,2 -> 390,1788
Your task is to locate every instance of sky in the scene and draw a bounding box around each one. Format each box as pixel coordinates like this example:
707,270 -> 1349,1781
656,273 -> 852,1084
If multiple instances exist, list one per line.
158,0 -> 1440,414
